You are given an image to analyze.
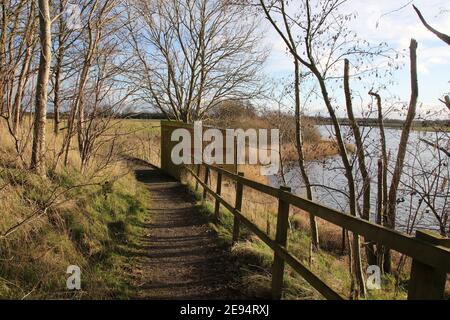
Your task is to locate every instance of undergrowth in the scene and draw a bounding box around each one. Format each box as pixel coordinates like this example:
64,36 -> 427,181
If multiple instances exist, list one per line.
0,164 -> 149,299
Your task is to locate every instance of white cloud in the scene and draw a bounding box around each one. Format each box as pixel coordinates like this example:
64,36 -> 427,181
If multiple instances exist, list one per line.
262,0 -> 450,108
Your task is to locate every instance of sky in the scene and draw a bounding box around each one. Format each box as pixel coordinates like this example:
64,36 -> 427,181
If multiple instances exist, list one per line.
262,0 -> 450,118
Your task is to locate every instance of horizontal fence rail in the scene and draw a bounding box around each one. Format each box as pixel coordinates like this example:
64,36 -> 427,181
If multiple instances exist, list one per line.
183,165 -> 343,300
200,163 -> 450,271
181,162 -> 450,300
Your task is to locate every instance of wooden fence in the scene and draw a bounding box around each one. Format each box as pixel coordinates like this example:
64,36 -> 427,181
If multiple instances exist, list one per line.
160,121 -> 237,179
182,163 -> 450,300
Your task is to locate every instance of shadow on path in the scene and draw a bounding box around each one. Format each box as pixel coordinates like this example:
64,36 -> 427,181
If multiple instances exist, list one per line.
127,161 -> 244,299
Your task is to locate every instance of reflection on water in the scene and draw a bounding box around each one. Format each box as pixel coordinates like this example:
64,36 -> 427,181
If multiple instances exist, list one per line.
270,125 -> 449,234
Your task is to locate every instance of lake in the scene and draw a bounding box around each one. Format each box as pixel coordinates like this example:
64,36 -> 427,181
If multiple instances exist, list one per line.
269,125 -> 449,234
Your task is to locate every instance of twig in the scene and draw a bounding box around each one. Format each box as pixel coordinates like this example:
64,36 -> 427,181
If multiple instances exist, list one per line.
419,138 -> 450,157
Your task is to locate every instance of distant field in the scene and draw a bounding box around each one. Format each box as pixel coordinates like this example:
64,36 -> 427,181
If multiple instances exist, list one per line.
118,119 -> 161,166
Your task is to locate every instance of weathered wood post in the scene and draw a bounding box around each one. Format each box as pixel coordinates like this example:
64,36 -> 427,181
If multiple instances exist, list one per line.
214,171 -> 222,220
407,229 -> 450,300
271,185 -> 291,300
202,166 -> 209,201
232,172 -> 244,244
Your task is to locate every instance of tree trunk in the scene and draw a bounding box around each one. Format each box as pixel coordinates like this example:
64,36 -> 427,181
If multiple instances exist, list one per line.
293,58 -> 319,250
13,44 -> 33,134
413,5 -> 450,46
344,59 -> 376,265
0,1 -> 7,115
369,89 -> 389,271
31,0 -> 51,176
443,95 -> 450,111
376,158 -> 384,271
53,50 -> 63,135
385,39 -> 419,273
278,0 -> 319,250
53,70 -> 61,135
13,1 -> 35,134
312,64 -> 366,297
53,2 -> 65,136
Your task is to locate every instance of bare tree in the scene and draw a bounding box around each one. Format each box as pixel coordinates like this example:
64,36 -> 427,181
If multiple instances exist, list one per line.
258,0 -> 377,298
0,0 -> 14,116
413,5 -> 450,112
368,90 -> 389,270
125,0 -> 267,122
274,1 -> 319,250
0,1 -> 37,168
402,131 -> 449,237
58,0 -> 125,170
1,1 -> 37,126
12,1 -> 37,134
51,0 -> 69,135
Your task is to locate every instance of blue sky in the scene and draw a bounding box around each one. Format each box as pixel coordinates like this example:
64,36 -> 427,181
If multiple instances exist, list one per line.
262,0 -> 449,118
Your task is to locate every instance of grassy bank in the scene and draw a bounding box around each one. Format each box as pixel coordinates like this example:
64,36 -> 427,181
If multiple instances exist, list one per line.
0,119 -> 150,299
0,164 -> 150,299
0,163 -> 149,299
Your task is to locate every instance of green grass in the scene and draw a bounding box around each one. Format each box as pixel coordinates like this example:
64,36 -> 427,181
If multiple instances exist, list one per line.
0,165 -> 150,299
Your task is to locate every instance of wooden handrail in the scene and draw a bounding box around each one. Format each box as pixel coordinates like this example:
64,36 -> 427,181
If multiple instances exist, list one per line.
182,162 -> 449,300
184,165 -> 344,300
200,163 -> 450,272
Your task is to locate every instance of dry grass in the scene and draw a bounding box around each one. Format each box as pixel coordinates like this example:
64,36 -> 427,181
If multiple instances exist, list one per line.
282,140 -> 355,162
0,118 -> 150,299
291,213 -> 345,254
114,119 -> 161,167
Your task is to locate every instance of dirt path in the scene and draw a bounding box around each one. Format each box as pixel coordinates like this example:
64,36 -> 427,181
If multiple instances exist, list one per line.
127,162 -> 244,299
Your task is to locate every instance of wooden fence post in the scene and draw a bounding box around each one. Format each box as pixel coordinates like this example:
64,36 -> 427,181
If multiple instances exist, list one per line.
232,172 -> 244,244
271,185 -> 291,300
407,229 -> 450,300
214,171 -> 222,221
202,166 -> 209,201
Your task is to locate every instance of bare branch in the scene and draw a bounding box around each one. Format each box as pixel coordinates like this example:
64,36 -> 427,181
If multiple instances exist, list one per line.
413,5 -> 450,46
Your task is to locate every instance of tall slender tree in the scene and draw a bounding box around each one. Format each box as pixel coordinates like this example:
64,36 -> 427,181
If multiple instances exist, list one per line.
384,39 -> 418,273
31,0 -> 52,175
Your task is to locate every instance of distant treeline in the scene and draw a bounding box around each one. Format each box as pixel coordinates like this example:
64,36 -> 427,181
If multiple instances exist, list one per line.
314,116 -> 450,128
118,112 -> 168,119
43,111 -> 449,128
44,111 -> 169,120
